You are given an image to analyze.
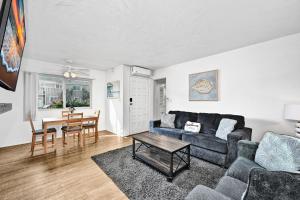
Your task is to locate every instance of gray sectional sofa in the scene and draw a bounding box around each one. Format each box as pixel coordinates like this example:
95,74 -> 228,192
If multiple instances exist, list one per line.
150,111 -> 252,167
185,139 -> 300,200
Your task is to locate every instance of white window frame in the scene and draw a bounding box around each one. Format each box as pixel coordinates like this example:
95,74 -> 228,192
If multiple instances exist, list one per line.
37,74 -> 92,110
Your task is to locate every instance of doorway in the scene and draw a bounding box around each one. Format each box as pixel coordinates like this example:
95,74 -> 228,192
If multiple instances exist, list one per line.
153,78 -> 166,120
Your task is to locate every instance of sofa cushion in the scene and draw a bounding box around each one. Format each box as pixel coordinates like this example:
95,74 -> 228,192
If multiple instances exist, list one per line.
225,157 -> 263,183
160,113 -> 176,128
217,114 -> 245,130
197,113 -> 220,134
151,127 -> 184,139
182,133 -> 228,154
169,111 -> 198,129
184,121 -> 201,133
255,131 -> 300,173
216,119 -> 237,141
215,176 -> 247,200
185,185 -> 232,200
242,168 -> 300,200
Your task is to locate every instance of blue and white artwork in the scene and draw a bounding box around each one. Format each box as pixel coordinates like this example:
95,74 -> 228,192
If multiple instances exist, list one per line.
107,81 -> 120,99
189,70 -> 218,101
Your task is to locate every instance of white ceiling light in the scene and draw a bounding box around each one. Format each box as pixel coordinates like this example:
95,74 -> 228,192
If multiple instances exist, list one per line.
64,71 -> 70,78
70,72 -> 77,78
61,59 -> 89,78
63,71 -> 77,78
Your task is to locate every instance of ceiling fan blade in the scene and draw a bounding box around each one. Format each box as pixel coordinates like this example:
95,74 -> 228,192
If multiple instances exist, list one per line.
70,70 -> 89,76
71,67 -> 90,71
76,71 -> 90,76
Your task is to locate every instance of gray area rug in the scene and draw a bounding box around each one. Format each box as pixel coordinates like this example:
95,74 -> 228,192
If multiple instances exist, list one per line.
92,146 -> 225,200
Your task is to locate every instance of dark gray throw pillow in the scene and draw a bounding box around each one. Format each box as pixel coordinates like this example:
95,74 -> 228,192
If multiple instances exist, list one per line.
160,113 -> 176,128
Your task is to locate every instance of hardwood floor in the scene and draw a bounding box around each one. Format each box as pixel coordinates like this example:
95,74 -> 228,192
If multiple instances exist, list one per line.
0,131 -> 132,200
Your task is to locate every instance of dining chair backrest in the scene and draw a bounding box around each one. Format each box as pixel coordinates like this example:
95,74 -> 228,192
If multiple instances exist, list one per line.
68,113 -> 83,119
95,110 -> 100,121
91,110 -> 100,125
67,113 -> 83,130
96,110 -> 101,126
62,110 -> 71,118
29,116 -> 36,133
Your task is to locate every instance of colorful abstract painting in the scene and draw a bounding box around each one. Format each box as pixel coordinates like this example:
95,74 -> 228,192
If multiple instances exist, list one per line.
189,70 -> 218,101
0,0 -> 26,91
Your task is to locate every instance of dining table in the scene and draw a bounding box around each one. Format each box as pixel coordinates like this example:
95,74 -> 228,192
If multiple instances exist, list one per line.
42,115 -> 99,153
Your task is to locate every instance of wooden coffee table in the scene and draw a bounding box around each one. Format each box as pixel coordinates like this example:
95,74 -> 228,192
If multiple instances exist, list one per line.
132,132 -> 191,182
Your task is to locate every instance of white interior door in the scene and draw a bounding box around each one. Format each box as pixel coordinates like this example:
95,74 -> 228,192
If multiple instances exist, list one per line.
129,76 -> 150,134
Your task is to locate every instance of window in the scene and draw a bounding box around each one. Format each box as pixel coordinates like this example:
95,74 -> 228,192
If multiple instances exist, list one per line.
38,74 -> 91,109
38,75 -> 63,109
66,79 -> 91,108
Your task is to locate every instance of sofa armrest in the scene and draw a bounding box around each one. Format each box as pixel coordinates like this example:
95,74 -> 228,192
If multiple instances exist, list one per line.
237,140 -> 259,161
149,120 -> 161,132
243,168 -> 300,200
185,185 -> 232,200
226,127 -> 252,167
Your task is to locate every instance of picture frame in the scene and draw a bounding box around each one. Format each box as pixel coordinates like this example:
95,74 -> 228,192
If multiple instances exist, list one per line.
107,81 -> 120,99
189,70 -> 219,101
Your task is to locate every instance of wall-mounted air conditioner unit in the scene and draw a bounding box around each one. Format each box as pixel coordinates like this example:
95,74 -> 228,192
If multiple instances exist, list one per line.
131,66 -> 152,77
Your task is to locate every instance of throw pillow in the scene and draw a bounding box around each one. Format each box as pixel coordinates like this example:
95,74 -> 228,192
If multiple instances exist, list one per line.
215,118 -> 237,141
184,121 -> 201,133
160,113 -> 176,128
254,132 -> 300,172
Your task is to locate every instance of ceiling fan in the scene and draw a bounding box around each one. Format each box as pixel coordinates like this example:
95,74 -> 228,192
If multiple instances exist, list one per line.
61,59 -> 90,78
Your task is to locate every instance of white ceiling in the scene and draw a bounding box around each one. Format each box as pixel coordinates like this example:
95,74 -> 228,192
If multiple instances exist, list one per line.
24,0 -> 300,70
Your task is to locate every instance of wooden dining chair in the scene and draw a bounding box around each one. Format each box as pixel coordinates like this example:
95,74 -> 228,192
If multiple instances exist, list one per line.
29,117 -> 57,156
62,110 -> 72,137
83,110 -> 100,138
62,110 -> 71,118
62,113 -> 84,147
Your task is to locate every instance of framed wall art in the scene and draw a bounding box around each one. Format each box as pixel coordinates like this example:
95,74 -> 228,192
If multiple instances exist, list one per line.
189,70 -> 218,101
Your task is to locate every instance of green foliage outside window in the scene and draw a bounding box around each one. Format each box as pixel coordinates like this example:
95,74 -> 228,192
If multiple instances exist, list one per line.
50,100 -> 63,108
66,84 -> 90,107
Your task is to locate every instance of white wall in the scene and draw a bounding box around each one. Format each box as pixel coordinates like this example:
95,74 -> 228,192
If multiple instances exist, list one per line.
153,33 -> 300,142
105,65 -> 124,135
0,58 -> 106,148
